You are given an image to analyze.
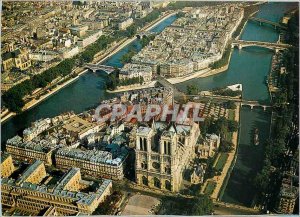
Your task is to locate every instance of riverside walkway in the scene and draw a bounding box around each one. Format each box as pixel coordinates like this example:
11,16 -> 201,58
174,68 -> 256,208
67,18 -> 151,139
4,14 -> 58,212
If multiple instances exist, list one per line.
202,103 -> 240,200
214,201 -> 260,214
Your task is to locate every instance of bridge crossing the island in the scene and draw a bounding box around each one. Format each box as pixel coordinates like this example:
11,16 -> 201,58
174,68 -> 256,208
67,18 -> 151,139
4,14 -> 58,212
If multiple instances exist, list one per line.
84,63 -> 118,74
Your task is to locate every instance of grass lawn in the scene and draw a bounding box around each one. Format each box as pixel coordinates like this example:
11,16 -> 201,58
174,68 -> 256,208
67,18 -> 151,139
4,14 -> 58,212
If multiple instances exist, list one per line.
214,153 -> 229,171
228,109 -> 235,120
204,181 -> 216,195
226,132 -> 233,141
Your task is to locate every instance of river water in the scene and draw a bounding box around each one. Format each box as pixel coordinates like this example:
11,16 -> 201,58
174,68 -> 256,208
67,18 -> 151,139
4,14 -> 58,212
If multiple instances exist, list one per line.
1,2 -> 298,207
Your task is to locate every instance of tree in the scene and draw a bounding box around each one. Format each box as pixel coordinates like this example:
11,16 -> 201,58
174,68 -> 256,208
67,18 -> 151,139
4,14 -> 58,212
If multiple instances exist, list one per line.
204,156 -> 216,180
227,120 -> 238,132
254,159 -> 272,193
219,139 -> 234,152
212,117 -> 228,136
186,84 -> 199,95
213,88 -> 242,97
192,195 -> 214,215
120,49 -> 137,64
177,11 -> 185,18
200,117 -> 214,136
139,76 -> 144,85
209,46 -> 231,69
140,35 -> 151,47
226,100 -> 236,109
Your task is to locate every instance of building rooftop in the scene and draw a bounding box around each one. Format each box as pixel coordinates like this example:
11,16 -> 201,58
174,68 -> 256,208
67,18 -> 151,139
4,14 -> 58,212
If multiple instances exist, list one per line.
16,160 -> 44,185
55,168 -> 80,191
137,126 -> 152,135
56,146 -> 128,166
1,152 -> 11,164
7,138 -> 57,153
2,175 -> 112,207
63,116 -> 96,135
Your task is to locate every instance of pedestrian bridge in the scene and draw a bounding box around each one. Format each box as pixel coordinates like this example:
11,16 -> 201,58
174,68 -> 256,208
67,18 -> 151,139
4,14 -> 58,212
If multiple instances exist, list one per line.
232,40 -> 292,51
84,63 -> 117,74
241,100 -> 271,111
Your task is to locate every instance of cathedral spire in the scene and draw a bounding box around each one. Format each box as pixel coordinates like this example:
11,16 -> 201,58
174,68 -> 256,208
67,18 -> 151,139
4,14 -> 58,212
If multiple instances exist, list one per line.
151,118 -> 156,131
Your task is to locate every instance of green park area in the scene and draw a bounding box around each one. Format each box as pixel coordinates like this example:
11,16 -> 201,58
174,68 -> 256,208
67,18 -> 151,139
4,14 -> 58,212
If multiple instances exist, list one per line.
215,153 -> 229,171
228,109 -> 235,120
204,181 -> 216,196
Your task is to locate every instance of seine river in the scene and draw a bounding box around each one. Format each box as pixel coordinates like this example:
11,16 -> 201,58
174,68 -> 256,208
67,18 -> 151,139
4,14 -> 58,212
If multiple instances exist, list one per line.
177,2 -> 297,207
1,2 -> 298,207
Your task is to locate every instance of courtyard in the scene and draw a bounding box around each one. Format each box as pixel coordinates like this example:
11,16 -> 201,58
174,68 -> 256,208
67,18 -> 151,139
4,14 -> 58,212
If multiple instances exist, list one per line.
122,193 -> 161,215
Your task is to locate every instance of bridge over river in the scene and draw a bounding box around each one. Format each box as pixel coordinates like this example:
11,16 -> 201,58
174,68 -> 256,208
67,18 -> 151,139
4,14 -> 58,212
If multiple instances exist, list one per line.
184,94 -> 272,111
84,63 -> 118,74
249,16 -> 288,30
240,100 -> 271,111
232,39 -> 292,51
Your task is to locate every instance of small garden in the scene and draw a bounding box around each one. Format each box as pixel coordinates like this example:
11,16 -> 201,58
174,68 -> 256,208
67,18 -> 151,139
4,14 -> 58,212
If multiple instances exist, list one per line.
204,181 -> 217,196
214,153 -> 229,172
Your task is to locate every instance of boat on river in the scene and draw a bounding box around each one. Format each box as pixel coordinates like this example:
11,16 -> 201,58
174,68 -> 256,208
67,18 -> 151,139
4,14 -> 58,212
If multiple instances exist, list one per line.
254,128 -> 259,146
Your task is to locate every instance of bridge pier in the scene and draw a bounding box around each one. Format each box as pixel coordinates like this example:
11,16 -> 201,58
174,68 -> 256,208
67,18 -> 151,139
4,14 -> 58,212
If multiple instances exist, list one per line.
238,44 -> 243,50
263,106 -> 266,111
250,105 -> 254,110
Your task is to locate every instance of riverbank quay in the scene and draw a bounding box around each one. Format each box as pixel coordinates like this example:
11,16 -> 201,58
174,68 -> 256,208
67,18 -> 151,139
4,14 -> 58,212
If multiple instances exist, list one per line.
1,12 -> 177,124
234,3 -> 260,40
235,9 -> 259,40
213,201 -> 260,215
107,81 -> 156,93
201,102 -> 240,201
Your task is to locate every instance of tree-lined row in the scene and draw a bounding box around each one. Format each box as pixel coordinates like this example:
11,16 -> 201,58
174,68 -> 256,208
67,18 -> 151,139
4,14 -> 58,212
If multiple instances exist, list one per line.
119,76 -> 144,86
212,88 -> 242,97
140,35 -> 156,48
120,48 -> 137,64
166,1 -> 224,10
2,58 -> 75,112
114,10 -> 162,39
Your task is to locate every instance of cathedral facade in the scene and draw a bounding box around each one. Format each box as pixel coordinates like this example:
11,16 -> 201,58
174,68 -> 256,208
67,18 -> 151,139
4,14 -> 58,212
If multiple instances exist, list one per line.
135,121 -> 200,192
